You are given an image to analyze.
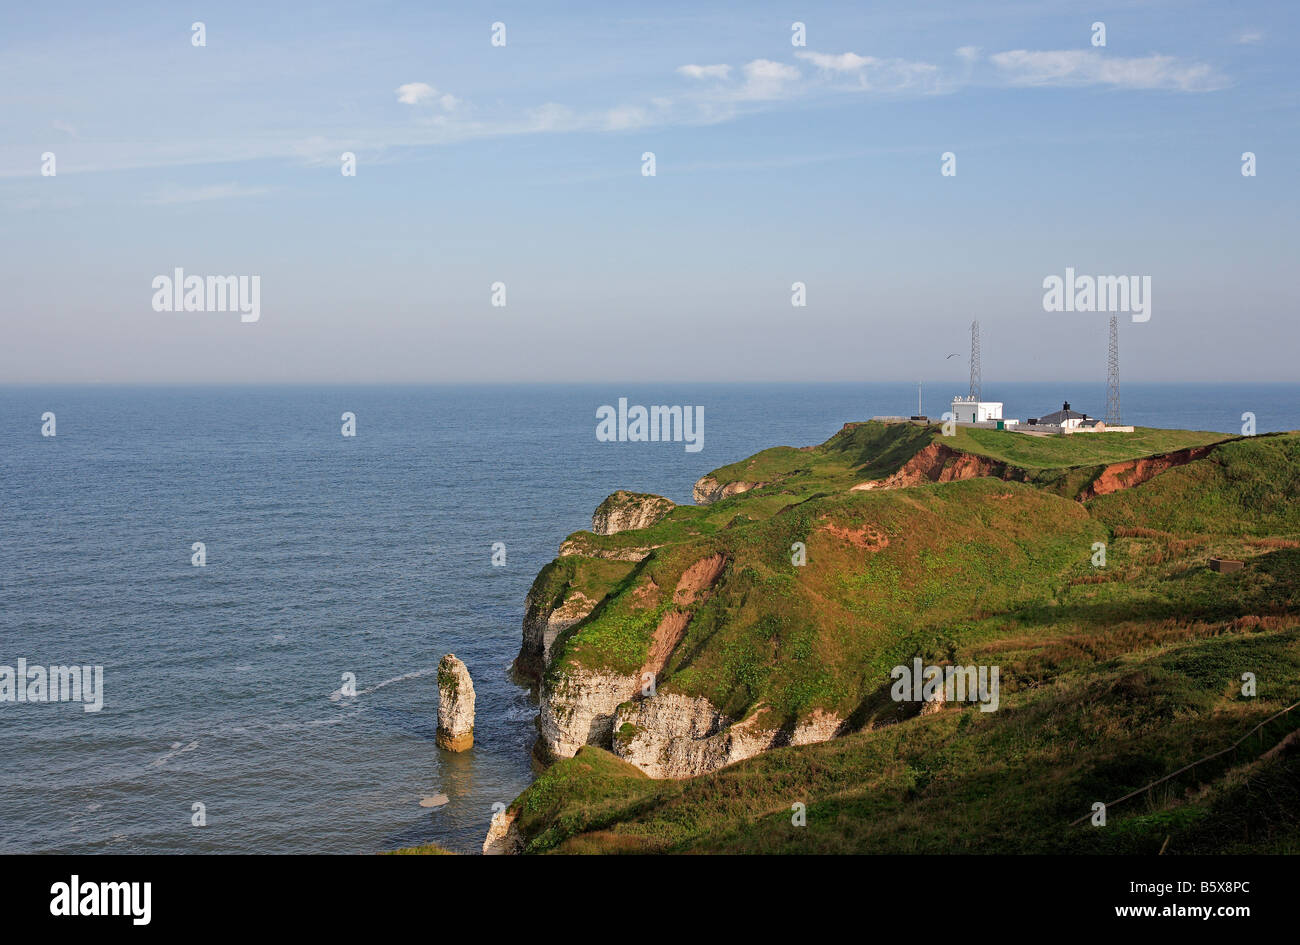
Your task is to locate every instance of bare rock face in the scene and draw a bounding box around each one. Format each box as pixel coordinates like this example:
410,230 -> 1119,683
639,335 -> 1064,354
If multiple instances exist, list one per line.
536,669 -> 642,762
612,695 -> 845,779
692,475 -> 763,505
436,654 -> 475,751
516,588 -> 598,680
482,806 -> 523,855
535,553 -> 729,766
556,539 -> 660,562
591,491 -> 675,535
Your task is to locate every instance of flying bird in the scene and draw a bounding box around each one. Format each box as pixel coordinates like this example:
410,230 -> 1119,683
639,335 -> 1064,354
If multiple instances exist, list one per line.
946,353 -> 961,359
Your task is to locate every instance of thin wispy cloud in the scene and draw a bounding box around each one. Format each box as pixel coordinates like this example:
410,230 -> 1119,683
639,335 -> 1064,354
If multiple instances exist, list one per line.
989,49 -> 1227,92
678,64 -> 731,80
0,28 -> 1231,182
796,50 -> 943,93
796,51 -> 873,73
736,59 -> 801,100
144,182 -> 272,205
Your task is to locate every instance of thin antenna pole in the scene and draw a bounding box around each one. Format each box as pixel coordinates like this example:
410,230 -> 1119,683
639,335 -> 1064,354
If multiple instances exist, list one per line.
1106,315 -> 1121,425
969,320 -> 982,402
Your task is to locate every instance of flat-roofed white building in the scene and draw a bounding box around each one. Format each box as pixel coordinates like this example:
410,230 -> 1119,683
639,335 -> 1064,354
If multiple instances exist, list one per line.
950,396 -> 1003,423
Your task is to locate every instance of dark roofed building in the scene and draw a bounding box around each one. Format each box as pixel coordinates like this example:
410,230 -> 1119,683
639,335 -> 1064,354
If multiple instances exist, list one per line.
1037,400 -> 1092,429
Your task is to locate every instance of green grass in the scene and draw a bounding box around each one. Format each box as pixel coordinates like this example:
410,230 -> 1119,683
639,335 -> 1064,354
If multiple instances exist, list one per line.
506,424 -> 1300,855
548,475 -> 1105,723
702,421 -> 935,493
946,425 -> 1230,469
514,615 -> 1300,854
1087,433 -> 1300,536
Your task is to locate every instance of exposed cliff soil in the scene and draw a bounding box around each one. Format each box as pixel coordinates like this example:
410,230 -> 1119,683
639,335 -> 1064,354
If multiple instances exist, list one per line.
851,442 -> 1018,491
854,439 -> 1224,503
644,612 -> 690,679
643,553 -> 727,678
673,553 -> 727,605
818,517 -> 890,551
1080,445 -> 1218,500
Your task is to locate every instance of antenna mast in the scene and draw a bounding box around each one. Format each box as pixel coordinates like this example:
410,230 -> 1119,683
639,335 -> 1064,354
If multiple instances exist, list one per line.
1106,315 -> 1121,425
969,320 -> 982,402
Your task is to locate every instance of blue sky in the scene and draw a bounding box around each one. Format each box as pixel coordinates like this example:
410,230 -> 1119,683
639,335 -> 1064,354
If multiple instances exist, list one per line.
1,0 -> 1296,383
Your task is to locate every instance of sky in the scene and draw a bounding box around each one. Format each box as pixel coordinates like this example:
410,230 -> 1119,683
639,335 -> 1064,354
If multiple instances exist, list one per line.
1,0 -> 1296,384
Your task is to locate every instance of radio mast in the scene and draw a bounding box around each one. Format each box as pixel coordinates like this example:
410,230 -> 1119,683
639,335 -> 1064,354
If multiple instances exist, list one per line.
1106,315 -> 1121,425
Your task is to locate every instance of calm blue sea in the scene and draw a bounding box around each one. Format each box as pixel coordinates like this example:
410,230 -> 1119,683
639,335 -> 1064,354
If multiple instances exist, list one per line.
1,383 -> 1295,854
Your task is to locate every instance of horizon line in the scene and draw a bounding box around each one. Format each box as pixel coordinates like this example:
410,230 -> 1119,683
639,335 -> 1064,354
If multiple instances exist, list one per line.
1,379 -> 1297,389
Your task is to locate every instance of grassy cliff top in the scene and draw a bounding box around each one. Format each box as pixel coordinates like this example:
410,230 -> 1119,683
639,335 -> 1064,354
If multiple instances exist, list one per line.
944,425 -> 1229,468
506,425 -> 1300,854
702,421 -> 1231,489
545,427 -> 1296,709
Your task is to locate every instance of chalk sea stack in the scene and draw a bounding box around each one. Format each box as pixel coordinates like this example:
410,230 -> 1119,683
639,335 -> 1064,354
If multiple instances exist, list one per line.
436,654 -> 475,751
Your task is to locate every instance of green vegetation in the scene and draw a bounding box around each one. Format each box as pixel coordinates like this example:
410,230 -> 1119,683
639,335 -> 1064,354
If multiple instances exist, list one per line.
1088,433 -> 1300,536
516,618 -> 1300,854
946,425 -> 1229,469
511,425 -> 1300,854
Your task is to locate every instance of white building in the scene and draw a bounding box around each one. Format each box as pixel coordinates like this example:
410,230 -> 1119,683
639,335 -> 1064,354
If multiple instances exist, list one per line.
950,396 -> 1003,423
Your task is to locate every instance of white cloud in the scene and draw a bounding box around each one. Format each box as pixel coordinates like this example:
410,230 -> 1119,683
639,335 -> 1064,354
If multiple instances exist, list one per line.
396,83 -> 459,111
795,51 -> 873,73
989,50 -> 1226,91
955,46 -> 981,62
396,82 -> 436,105
794,50 -> 942,93
1236,30 -> 1264,45
738,59 -> 801,100
677,64 -> 731,80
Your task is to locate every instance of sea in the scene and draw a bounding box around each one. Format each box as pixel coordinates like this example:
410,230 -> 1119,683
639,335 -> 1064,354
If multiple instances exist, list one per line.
1,382 -> 1295,854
